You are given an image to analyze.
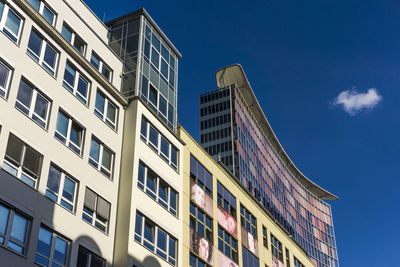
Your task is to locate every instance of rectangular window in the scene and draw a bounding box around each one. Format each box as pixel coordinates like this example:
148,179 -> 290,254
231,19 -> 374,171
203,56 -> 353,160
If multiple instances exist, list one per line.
218,226 -> 238,263
285,248 -> 290,267
55,110 -> 84,155
138,161 -> 178,215
63,61 -> 90,104
94,90 -> 117,129
0,202 -> 30,255
27,29 -> 58,76
294,257 -> 305,267
140,117 -> 179,170
242,246 -> 259,267
190,155 -> 212,195
26,0 -> 56,26
0,59 -> 12,98
190,253 -> 211,267
89,136 -> 114,178
61,23 -> 86,55
0,1 -> 23,43
262,226 -> 268,249
217,181 -> 236,217
90,52 -> 112,81
77,246 -> 105,267
45,164 -> 77,211
240,205 -> 257,237
190,202 -> 213,243
15,79 -> 50,128
3,133 -> 43,188
35,226 -> 69,267
134,212 -> 177,265
82,187 -> 110,233
271,234 -> 283,262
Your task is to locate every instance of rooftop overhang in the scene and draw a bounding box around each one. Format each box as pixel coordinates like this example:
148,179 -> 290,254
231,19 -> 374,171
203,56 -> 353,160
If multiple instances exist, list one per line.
215,64 -> 338,201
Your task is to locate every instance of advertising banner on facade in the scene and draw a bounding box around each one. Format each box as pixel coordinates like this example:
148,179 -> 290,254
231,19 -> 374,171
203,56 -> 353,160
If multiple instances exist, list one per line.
241,227 -> 258,257
272,255 -> 284,267
217,206 -> 237,238
218,250 -> 238,267
190,229 -> 214,265
191,181 -> 213,216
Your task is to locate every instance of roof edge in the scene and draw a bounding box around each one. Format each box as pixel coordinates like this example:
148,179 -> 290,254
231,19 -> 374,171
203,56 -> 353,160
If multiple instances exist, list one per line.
215,64 -> 338,201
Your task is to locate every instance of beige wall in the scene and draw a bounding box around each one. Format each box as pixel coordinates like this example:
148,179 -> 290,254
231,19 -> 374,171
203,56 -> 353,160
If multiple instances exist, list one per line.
179,127 -> 314,267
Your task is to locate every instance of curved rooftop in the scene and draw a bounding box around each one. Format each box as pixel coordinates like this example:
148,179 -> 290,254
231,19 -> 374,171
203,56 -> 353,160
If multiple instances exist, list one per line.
215,64 -> 338,200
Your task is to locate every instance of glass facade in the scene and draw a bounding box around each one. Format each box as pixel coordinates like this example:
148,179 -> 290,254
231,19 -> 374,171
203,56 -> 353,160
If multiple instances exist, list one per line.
108,14 -> 179,131
199,86 -> 338,267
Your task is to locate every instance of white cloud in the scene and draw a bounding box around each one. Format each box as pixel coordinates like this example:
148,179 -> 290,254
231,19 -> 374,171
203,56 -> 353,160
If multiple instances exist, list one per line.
332,88 -> 382,115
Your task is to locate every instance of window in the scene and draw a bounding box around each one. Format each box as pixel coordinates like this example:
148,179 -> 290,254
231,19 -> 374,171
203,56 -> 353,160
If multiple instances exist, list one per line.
294,257 -> 305,267
190,202 -> 213,242
138,161 -> 178,215
134,212 -> 177,265
63,61 -> 90,104
240,205 -> 257,237
190,155 -> 212,195
0,1 -> 23,43
26,0 -> 55,26
3,133 -> 43,188
27,29 -> 58,76
140,117 -> 179,170
0,59 -> 12,98
90,52 -> 112,81
35,226 -> 69,267
89,136 -> 114,178
77,246 -> 105,267
61,23 -> 86,55
217,181 -> 236,217
94,90 -> 117,129
55,110 -> 84,155
45,164 -> 77,211
262,226 -> 268,249
271,234 -> 283,262
218,226 -> 238,263
15,79 -> 50,128
285,248 -> 290,267
0,202 -> 30,255
190,253 -> 211,267
242,246 -> 259,267
82,188 -> 110,233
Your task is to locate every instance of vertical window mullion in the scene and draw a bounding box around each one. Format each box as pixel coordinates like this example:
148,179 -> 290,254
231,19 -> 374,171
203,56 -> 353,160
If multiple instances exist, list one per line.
48,234 -> 56,265
38,2 -> 44,14
98,144 -> 104,170
4,210 -> 14,244
66,118 -> 72,142
103,98 -> 108,123
38,41 -> 46,65
73,70 -> 79,94
59,172 -> 65,204
28,90 -> 37,118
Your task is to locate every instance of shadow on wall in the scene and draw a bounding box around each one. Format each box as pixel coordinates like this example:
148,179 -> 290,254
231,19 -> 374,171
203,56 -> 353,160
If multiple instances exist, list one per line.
131,254 -> 162,267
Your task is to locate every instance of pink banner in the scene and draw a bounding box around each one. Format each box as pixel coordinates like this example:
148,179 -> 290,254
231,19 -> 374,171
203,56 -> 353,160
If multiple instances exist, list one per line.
190,229 -> 214,265
218,251 -> 238,267
191,181 -> 213,216
217,207 -> 237,238
241,227 -> 258,257
272,256 -> 284,267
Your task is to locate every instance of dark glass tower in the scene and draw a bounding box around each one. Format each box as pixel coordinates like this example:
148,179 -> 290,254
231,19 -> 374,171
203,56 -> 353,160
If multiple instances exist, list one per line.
199,64 -> 339,267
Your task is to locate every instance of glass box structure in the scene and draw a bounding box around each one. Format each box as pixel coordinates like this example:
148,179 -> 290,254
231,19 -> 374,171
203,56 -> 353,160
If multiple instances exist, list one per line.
199,65 -> 339,267
107,8 -> 181,131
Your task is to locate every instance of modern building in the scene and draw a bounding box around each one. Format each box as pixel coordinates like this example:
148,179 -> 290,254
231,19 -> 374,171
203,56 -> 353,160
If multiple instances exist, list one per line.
0,0 -> 183,267
199,65 -> 339,267
179,126 -> 315,267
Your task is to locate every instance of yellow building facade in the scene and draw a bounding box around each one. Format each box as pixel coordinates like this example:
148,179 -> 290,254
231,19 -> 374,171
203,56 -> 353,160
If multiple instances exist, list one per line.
179,127 -> 314,267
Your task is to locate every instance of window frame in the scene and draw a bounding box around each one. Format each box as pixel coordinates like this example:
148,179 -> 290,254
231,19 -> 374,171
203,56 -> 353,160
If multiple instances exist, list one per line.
0,58 -> 12,98
54,109 -> 85,155
137,161 -> 178,216
88,136 -> 114,179
26,0 -> 56,26
94,90 -> 118,130
294,256 -> 305,267
15,78 -> 51,129
26,28 -> 59,76
82,187 -> 110,234
0,201 -> 31,255
61,22 -> 86,56
217,225 -> 238,263
0,2 -> 24,43
240,205 -> 257,238
35,225 -> 69,267
77,245 -> 105,267
262,226 -> 268,249
217,181 -> 236,217
90,51 -> 112,82
190,202 -> 213,243
45,164 -> 78,212
3,133 -> 43,188
271,234 -> 283,262
190,155 -> 212,195
62,61 -> 90,105
134,212 -> 177,265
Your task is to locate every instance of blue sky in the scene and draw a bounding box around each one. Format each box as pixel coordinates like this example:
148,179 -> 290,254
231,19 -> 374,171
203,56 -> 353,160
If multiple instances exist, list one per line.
86,0 -> 400,265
